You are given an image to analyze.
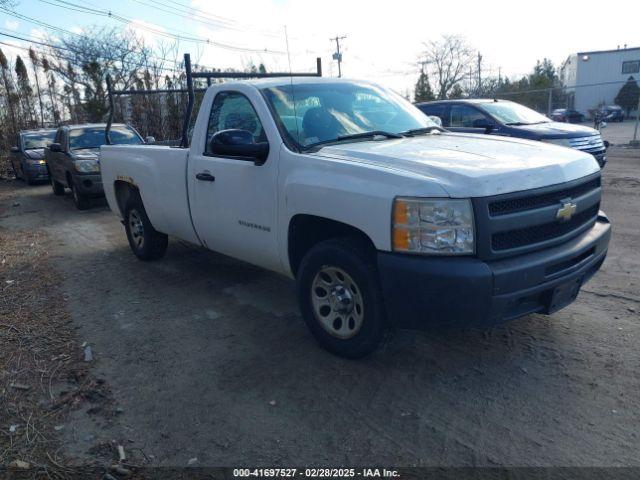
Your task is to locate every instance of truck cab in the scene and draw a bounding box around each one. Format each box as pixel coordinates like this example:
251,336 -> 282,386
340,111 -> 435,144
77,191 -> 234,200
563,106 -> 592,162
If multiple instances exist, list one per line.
100,73 -> 610,358
46,123 -> 144,209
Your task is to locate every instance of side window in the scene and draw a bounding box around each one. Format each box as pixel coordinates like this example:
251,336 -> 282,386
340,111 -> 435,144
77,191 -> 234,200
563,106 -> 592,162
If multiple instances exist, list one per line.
205,91 -> 266,154
419,104 -> 447,124
449,105 -> 487,128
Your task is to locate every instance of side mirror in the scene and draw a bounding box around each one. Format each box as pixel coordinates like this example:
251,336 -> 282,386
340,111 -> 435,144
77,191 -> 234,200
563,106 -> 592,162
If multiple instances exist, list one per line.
472,118 -> 496,132
49,143 -> 62,152
599,121 -> 607,129
604,140 -> 610,149
428,116 -> 443,127
145,136 -> 156,144
10,146 -> 20,153
209,129 -> 269,165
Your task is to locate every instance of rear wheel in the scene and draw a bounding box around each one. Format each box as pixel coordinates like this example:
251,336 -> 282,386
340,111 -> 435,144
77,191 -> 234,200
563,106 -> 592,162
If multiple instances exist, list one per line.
296,238 -> 388,358
123,196 -> 168,261
70,178 -> 91,210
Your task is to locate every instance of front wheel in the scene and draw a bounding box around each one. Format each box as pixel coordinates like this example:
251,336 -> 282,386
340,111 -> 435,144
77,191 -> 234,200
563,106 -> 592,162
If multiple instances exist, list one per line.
296,238 -> 388,358
123,196 -> 168,261
50,175 -> 65,196
70,179 -> 91,210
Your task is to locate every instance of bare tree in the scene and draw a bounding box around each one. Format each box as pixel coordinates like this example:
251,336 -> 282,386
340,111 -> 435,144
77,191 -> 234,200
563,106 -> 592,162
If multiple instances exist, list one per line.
421,35 -> 475,99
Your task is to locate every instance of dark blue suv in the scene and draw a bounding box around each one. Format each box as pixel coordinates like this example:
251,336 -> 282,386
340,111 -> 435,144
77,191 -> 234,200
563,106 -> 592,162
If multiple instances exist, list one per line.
416,99 -> 607,168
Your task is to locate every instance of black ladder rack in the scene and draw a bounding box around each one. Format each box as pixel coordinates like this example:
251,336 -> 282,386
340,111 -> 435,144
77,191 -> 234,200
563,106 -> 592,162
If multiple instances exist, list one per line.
105,53 -> 322,148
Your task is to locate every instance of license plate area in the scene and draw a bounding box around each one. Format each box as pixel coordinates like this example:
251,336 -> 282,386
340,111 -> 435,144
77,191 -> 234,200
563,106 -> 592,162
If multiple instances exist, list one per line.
545,277 -> 583,314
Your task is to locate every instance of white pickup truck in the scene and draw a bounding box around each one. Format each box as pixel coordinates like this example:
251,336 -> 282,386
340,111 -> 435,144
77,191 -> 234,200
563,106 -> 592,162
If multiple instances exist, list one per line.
101,76 -> 611,357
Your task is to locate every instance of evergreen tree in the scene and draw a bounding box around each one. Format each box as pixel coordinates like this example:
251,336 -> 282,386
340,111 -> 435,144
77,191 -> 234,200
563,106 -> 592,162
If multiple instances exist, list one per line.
0,47 -> 18,132
41,56 -> 60,124
614,76 -> 640,116
28,48 -> 45,127
15,55 -> 35,127
414,69 -> 435,103
448,83 -> 464,99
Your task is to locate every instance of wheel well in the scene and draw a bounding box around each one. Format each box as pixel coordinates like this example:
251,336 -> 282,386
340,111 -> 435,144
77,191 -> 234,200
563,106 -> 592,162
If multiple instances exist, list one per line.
114,180 -> 140,217
288,215 -> 376,276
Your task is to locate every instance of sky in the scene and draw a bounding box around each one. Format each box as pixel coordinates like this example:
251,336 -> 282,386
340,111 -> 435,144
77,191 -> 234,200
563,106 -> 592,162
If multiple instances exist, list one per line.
1,0 -> 639,96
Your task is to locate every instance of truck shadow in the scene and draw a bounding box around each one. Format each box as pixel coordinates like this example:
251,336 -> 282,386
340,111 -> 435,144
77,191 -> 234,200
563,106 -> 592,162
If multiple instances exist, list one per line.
57,234 -> 591,464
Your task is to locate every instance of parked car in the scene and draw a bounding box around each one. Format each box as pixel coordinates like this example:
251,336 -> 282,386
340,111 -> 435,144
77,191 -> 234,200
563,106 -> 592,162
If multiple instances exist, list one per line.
600,105 -> 624,122
551,108 -> 585,123
416,99 -> 607,168
9,128 -> 57,184
45,123 -> 144,209
100,76 -> 610,358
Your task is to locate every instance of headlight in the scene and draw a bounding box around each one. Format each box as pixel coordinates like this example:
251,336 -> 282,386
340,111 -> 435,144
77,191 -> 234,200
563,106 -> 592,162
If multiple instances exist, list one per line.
74,159 -> 100,173
392,198 -> 475,255
541,138 -> 571,147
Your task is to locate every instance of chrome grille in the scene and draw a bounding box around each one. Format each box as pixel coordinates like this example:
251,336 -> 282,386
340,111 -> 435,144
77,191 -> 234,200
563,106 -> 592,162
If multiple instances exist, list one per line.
568,134 -> 605,153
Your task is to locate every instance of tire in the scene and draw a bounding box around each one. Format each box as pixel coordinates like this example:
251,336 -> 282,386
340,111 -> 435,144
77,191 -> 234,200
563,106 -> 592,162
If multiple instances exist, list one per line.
70,178 -> 91,210
50,175 -> 65,196
123,195 -> 168,261
296,237 -> 388,358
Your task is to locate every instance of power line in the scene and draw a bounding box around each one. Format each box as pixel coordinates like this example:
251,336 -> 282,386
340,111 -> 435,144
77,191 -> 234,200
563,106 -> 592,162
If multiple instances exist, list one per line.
128,0 -> 283,39
35,0 -> 288,55
0,8 -> 186,66
0,31 -> 183,74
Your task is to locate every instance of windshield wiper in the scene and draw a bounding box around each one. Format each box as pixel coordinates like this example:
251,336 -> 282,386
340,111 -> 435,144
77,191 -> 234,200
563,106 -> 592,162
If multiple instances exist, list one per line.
305,130 -> 403,149
504,121 -> 549,126
401,126 -> 445,136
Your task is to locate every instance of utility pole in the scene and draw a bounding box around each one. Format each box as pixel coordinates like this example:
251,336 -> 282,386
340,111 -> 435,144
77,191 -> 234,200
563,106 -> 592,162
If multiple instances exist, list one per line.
477,52 -> 482,94
330,35 -> 347,77
632,93 -> 640,146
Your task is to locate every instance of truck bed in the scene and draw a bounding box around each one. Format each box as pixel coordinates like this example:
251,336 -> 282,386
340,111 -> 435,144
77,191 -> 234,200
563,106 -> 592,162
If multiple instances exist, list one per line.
100,145 -> 200,245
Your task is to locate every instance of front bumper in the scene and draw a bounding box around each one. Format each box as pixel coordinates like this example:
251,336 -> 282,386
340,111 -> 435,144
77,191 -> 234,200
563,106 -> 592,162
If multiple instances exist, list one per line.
593,151 -> 607,168
22,162 -> 49,181
71,173 -> 104,196
377,213 -> 611,329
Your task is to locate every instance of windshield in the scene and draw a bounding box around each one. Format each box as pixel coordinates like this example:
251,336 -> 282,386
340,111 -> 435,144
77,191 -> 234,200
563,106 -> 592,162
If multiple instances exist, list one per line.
481,101 -> 550,125
261,81 -> 436,149
22,131 -> 56,150
69,126 -> 142,150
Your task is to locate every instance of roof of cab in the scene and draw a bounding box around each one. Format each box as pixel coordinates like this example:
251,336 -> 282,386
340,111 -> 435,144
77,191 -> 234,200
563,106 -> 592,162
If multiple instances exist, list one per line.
61,123 -> 129,129
222,76 -> 374,90
416,98 -> 511,106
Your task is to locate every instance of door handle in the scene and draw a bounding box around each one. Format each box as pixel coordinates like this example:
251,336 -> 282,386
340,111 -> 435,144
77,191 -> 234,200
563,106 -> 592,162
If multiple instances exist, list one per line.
196,172 -> 216,182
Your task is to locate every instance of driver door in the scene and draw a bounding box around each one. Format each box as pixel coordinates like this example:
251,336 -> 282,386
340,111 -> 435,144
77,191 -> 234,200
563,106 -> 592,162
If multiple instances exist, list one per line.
188,90 -> 281,272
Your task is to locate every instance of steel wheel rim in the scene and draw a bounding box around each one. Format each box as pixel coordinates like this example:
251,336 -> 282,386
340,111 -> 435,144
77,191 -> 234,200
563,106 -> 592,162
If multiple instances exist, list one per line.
129,210 -> 145,250
311,265 -> 364,339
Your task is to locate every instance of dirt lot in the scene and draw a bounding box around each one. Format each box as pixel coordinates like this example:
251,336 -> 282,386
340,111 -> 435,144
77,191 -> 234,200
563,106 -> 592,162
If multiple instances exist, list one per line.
1,148 -> 639,468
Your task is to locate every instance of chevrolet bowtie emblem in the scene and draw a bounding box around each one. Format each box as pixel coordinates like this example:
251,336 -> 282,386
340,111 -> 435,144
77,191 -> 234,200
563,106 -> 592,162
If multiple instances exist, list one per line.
556,201 -> 577,222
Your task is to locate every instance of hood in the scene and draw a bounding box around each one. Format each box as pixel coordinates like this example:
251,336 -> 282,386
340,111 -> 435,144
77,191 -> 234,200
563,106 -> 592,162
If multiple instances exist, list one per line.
312,132 -> 600,198
23,148 -> 45,160
71,148 -> 100,158
510,121 -> 598,139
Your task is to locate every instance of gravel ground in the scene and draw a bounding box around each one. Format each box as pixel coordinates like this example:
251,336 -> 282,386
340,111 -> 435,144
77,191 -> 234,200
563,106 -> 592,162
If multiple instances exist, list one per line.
0,148 -> 639,468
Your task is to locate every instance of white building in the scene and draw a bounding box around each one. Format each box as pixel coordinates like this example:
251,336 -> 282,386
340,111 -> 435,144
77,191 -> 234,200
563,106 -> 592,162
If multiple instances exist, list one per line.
560,46 -> 639,116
